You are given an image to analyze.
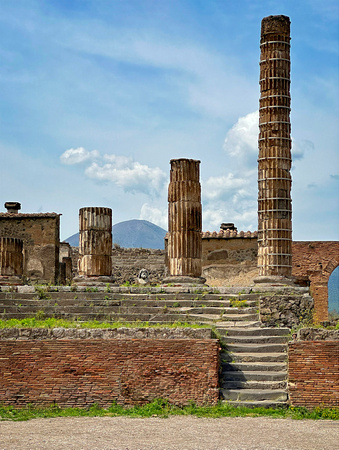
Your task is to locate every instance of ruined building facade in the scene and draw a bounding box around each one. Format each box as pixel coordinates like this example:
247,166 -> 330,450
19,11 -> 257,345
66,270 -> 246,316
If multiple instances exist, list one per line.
0,203 -> 60,283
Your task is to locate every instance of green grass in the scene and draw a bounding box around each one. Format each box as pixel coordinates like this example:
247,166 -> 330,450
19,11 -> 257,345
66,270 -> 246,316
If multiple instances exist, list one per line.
0,318 -> 209,329
0,400 -> 338,421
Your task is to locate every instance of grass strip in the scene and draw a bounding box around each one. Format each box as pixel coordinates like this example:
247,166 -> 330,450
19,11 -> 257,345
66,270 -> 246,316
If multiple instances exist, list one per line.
0,318 -> 209,329
1,399 -> 338,421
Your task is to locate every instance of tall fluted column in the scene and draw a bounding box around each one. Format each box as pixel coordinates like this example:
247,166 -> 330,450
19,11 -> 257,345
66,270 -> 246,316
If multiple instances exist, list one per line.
0,237 -> 23,285
257,15 -> 293,279
166,159 -> 204,283
78,207 -> 113,280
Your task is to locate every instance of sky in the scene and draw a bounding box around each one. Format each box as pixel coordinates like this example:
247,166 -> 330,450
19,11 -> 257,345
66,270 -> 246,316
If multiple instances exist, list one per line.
0,0 -> 338,242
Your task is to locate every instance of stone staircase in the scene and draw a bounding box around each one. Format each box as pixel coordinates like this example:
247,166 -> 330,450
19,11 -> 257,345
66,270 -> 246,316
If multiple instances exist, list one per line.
218,327 -> 289,408
0,286 -> 290,408
0,288 -> 260,326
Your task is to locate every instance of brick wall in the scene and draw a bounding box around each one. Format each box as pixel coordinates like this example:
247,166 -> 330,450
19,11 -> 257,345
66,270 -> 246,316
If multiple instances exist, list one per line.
292,242 -> 339,322
0,329 -> 219,408
288,341 -> 339,408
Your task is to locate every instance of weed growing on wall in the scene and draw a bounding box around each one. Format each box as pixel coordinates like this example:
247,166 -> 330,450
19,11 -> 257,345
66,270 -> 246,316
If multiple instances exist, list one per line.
34,285 -> 51,300
229,299 -> 249,308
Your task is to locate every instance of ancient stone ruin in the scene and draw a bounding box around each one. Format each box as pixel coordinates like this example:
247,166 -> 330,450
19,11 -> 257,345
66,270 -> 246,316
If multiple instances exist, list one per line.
76,207 -> 114,283
0,237 -> 23,285
0,202 -> 60,283
257,15 -> 293,281
165,158 -> 205,283
0,15 -> 338,412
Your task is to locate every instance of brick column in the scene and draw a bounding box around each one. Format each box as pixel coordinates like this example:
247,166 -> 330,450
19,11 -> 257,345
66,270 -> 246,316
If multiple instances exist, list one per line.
165,159 -> 205,284
0,237 -> 23,285
76,207 -> 114,283
257,15 -> 293,282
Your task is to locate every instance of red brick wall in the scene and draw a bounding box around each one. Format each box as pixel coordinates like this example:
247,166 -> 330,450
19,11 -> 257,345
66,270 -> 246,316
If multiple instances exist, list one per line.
292,242 -> 339,322
0,338 -> 219,408
288,341 -> 339,408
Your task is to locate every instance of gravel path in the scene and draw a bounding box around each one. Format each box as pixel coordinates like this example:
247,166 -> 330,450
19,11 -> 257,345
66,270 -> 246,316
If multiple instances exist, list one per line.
1,416 -> 338,449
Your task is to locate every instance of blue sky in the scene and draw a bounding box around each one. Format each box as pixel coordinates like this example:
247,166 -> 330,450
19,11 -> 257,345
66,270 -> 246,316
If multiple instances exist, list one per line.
0,0 -> 338,241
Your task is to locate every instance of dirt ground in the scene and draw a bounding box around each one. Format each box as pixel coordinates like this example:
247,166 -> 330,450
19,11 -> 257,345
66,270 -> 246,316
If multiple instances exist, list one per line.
1,416 -> 338,449
206,267 -> 258,287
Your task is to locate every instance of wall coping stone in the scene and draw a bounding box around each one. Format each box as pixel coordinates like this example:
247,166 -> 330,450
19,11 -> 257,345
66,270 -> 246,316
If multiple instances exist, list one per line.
0,327 -> 214,340
297,328 -> 339,341
0,284 -> 310,295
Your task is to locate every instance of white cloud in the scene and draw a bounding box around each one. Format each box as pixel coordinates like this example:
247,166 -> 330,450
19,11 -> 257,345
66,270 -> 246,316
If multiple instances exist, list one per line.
60,147 -> 99,165
203,172 -> 255,201
202,201 -> 257,233
84,158 -> 166,196
202,170 -> 257,233
140,204 -> 168,230
60,146 -> 167,197
223,110 -> 314,166
103,154 -> 134,167
224,110 -> 259,164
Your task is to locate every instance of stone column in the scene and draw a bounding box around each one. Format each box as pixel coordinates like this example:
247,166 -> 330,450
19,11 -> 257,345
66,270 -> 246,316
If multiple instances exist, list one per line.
0,237 -> 23,285
77,207 -> 114,282
165,158 -> 205,284
257,15 -> 293,282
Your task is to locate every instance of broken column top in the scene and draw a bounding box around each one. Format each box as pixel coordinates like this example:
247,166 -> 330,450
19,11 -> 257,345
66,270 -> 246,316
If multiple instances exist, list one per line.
261,15 -> 290,35
170,158 -> 201,164
4,202 -> 21,213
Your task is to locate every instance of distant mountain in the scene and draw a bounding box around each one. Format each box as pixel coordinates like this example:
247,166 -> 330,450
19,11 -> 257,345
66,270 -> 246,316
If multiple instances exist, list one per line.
64,219 -> 167,249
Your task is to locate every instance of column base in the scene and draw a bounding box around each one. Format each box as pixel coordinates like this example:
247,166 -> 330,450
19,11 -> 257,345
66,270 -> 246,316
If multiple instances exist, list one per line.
253,275 -> 297,286
0,276 -> 23,286
73,275 -> 116,286
162,276 -> 206,286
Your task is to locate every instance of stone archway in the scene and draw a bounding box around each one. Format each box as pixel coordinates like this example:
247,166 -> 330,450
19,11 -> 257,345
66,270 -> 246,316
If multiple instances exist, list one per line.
328,265 -> 339,319
292,242 -> 339,322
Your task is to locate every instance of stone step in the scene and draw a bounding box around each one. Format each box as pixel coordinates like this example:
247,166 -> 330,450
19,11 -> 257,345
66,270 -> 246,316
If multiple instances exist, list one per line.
217,327 -> 290,337
220,388 -> 288,402
224,343 -> 287,353
220,370 -> 287,382
220,380 -> 287,390
215,321 -> 261,328
0,290 -> 261,300
221,361 -> 287,372
0,296 -> 258,308
194,314 -> 259,321
220,352 -> 287,363
222,400 -> 288,409
0,311 -> 232,326
221,335 -> 289,344
0,292 -> 258,309
2,305 -> 252,315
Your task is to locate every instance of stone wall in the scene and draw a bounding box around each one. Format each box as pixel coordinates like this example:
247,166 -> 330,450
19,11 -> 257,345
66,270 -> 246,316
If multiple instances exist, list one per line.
0,328 -> 219,408
201,234 -> 258,286
0,213 -> 60,283
71,247 -> 166,284
288,338 -> 339,408
292,241 -> 339,322
259,289 -> 314,328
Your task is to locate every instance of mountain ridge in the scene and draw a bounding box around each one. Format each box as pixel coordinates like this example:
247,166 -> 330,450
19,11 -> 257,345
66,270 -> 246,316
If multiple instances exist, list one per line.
64,219 -> 167,249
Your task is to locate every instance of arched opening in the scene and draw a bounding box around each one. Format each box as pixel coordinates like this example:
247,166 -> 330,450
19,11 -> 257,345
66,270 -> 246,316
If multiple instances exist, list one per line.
328,265 -> 339,320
